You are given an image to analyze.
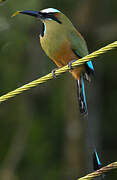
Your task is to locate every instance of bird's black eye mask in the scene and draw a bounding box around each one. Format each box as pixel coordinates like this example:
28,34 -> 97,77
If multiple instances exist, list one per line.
16,10 -> 62,24
39,12 -> 62,24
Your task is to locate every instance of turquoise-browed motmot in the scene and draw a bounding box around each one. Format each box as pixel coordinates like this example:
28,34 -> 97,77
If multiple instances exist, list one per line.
12,8 -> 94,115
12,9 -> 103,172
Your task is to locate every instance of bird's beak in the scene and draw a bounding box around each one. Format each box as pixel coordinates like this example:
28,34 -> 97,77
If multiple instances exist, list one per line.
12,10 -> 42,18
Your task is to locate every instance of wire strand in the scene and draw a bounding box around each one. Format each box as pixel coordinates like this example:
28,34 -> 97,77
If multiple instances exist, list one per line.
0,41 -> 117,103
78,161 -> 117,180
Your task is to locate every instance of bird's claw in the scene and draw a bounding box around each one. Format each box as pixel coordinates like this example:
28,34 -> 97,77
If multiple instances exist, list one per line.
68,59 -> 77,70
51,68 -> 58,78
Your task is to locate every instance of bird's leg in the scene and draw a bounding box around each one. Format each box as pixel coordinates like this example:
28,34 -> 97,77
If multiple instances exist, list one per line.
68,59 -> 77,70
51,68 -> 59,78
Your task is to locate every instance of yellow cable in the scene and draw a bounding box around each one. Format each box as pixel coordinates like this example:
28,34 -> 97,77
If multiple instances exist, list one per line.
0,40 -> 117,103
78,161 -> 117,179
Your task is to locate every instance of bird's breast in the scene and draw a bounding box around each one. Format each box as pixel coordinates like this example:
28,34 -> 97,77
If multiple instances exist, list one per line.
40,33 -> 78,67
40,28 -> 86,79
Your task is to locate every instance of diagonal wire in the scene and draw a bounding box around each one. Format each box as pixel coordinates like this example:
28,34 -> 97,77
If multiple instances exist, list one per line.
78,161 -> 117,179
0,40 -> 117,103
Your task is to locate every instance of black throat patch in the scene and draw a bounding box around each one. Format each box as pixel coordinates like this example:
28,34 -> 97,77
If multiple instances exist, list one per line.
41,23 -> 45,37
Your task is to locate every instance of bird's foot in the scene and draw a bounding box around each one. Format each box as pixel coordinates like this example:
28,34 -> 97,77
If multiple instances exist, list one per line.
68,59 -> 77,70
51,68 -> 59,78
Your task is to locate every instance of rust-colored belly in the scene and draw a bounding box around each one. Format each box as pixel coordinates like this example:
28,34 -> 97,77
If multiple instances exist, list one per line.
52,41 -> 85,79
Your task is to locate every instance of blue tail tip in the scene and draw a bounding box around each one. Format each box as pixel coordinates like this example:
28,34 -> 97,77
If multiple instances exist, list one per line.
93,149 -> 102,171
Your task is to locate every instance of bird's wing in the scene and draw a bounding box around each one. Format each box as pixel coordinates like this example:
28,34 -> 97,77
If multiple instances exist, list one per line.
68,30 -> 94,72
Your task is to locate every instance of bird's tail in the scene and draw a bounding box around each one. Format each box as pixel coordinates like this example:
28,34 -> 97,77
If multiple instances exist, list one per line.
93,149 -> 102,171
77,73 -> 87,115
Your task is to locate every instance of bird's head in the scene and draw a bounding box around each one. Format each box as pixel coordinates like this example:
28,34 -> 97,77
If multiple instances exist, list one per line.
12,8 -> 74,38
13,8 -> 61,23
12,8 -> 73,33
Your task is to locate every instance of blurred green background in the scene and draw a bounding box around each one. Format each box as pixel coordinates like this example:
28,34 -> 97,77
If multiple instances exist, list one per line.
0,0 -> 117,180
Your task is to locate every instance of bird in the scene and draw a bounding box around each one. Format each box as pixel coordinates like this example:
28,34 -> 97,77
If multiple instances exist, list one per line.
12,9 -> 102,174
12,8 -> 94,115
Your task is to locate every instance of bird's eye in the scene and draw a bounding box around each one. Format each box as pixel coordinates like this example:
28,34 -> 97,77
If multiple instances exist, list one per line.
48,13 -> 62,24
